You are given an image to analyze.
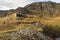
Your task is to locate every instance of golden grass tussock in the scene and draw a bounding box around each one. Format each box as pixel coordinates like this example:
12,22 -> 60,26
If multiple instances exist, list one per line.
41,16 -> 60,26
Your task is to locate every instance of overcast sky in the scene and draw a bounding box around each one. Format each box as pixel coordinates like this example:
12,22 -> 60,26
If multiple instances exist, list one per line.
0,0 -> 60,10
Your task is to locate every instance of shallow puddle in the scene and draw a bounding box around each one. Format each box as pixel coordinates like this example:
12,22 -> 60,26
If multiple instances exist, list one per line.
56,38 -> 60,40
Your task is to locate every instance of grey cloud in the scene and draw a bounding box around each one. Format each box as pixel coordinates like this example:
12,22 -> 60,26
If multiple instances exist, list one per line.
0,0 -> 58,10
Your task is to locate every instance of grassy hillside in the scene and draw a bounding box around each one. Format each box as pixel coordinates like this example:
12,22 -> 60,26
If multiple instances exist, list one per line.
41,16 -> 60,26
0,1 -> 60,40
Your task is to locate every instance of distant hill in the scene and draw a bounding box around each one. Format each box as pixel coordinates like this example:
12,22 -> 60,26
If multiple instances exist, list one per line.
0,7 -> 32,17
16,7 -> 32,14
0,10 -> 8,17
25,1 -> 60,17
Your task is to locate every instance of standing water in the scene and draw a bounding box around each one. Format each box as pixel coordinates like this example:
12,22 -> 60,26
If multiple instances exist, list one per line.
56,38 -> 60,40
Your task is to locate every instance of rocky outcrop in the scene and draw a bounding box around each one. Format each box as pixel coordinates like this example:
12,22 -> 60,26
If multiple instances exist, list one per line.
0,27 -> 53,40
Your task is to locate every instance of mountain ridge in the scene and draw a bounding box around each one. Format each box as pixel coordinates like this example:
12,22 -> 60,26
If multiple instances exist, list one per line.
25,1 -> 60,17
0,1 -> 60,18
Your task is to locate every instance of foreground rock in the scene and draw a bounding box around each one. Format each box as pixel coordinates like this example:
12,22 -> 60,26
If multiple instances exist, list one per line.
0,26 -> 53,40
